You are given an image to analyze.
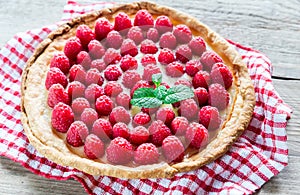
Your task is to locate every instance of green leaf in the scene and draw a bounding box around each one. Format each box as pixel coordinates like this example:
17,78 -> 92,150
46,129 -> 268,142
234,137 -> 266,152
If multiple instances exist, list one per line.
164,85 -> 194,104
152,73 -> 162,87
154,85 -> 168,100
132,87 -> 155,98
130,97 -> 162,108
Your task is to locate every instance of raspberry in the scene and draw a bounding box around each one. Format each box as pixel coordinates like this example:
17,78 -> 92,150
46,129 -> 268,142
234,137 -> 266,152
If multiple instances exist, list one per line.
120,39 -> 138,57
106,30 -> 123,49
81,108 -> 98,128
208,83 -> 230,110
194,87 -> 208,106
155,15 -> 173,34
114,12 -> 132,33
166,61 -> 185,77
122,70 -> 141,89
64,37 -> 82,60
95,95 -> 114,116
76,51 -> 92,70
85,68 -> 104,86
140,39 -> 158,54
129,126 -> 149,145
47,83 -> 70,108
141,54 -> 156,66
134,143 -> 159,165
179,98 -> 198,120
88,40 -> 105,59
156,107 -> 175,126
173,24 -> 192,44
149,120 -> 172,146
188,36 -> 206,56
134,10 -> 154,30
67,81 -> 85,99
51,103 -> 74,133
112,122 -> 130,139
90,59 -> 106,72
84,84 -> 105,103
158,48 -> 175,65
185,122 -> 208,149
130,80 -> 152,97
146,28 -> 159,42
143,64 -> 161,82
200,51 -> 223,71
162,135 -> 184,162
127,26 -> 144,45
71,97 -> 90,115
199,106 -> 221,130
170,116 -> 189,135
210,63 -> 233,89
133,112 -> 151,126
45,67 -> 68,90
84,134 -> 105,159
192,70 -> 211,89
106,137 -> 133,164
185,59 -> 203,77
69,64 -> 86,83
109,106 -> 131,125
174,79 -> 192,88
120,55 -> 138,71
94,18 -> 113,41
116,93 -> 131,109
141,107 -> 159,115
175,44 -> 192,63
104,65 -> 122,81
76,24 -> 95,48
92,118 -> 113,141
103,48 -> 122,65
159,32 -> 177,49
50,53 -> 70,74
104,81 -> 123,97
66,121 -> 89,147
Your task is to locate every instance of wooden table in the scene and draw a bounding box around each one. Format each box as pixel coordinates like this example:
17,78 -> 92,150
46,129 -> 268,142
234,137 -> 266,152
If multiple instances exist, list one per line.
0,0 -> 299,194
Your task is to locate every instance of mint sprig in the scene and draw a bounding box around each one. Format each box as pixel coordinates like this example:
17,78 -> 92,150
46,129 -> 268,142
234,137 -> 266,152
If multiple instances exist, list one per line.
130,73 -> 194,108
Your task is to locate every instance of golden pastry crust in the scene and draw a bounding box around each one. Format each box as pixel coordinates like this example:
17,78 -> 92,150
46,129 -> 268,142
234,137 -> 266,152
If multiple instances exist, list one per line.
21,1 -> 255,178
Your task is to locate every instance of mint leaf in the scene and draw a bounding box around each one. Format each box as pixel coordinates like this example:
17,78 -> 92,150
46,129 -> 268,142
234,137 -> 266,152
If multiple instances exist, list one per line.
164,85 -> 194,104
130,97 -> 162,108
154,85 -> 168,100
152,73 -> 162,87
133,88 -> 155,98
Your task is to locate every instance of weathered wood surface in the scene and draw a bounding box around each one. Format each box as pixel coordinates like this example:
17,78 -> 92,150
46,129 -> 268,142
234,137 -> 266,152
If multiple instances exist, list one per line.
0,0 -> 299,194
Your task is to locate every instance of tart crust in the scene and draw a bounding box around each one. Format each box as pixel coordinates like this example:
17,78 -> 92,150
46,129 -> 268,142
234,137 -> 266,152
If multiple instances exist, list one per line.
21,1 -> 255,178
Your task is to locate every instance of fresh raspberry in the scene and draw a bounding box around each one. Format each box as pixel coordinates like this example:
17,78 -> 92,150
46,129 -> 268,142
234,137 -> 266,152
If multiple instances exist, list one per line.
199,106 -> 221,130
192,70 -> 211,89
175,44 -> 192,63
104,65 -> 122,81
67,81 -> 85,99
81,108 -> 98,128
141,107 -> 159,115
85,68 -> 104,86
50,53 -> 70,74
143,64 -> 161,82
76,51 -> 92,70
122,70 -> 142,89
159,32 -> 177,49
185,122 -> 208,149
84,134 -> 105,159
51,102 -> 74,133
194,87 -> 208,106
64,37 -> 82,60
210,63 -> 233,89
140,39 -> 158,54
188,36 -> 206,56
116,93 -> 131,109
200,51 -> 223,71
112,122 -> 130,139
66,121 -> 89,147
45,67 -> 68,90
158,48 -> 175,65
130,80 -> 152,97
88,40 -> 105,59
69,64 -> 86,83
106,30 -> 123,49
134,10 -> 154,30
146,28 -> 159,42
104,81 -> 123,97
92,118 -> 113,141
95,95 -> 114,116
156,107 -> 175,126
174,79 -> 192,88
162,135 -> 184,162
90,59 -> 106,72
173,24 -> 192,44
120,39 -> 138,57
84,84 -> 105,103
129,126 -> 149,145
103,48 -> 122,65
185,59 -> 203,77
166,61 -> 185,77
71,97 -> 90,115
133,112 -> 151,126
208,83 -> 230,110
94,18 -> 113,41
141,54 -> 156,66
120,55 -> 138,71
114,12 -> 132,33
76,24 -> 95,48
179,98 -> 198,120
109,106 -> 131,125
106,137 -> 134,164
127,26 -> 144,45
170,116 -> 189,135
47,83 -> 70,108
155,15 -> 173,34
134,143 -> 159,165
149,120 -> 172,146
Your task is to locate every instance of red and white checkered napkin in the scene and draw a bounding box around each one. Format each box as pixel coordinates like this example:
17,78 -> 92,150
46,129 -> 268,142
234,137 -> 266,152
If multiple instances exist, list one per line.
0,1 -> 293,194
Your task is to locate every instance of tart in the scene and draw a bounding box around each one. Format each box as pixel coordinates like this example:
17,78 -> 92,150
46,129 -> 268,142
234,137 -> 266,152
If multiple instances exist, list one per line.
21,1 -> 255,178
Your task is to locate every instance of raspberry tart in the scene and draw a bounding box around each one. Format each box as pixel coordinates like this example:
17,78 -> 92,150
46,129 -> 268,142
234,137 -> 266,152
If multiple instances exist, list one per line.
21,1 -> 255,178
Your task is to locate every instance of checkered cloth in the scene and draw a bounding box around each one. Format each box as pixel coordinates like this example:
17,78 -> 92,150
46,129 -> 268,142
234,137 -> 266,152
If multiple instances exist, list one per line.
0,1 -> 292,194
